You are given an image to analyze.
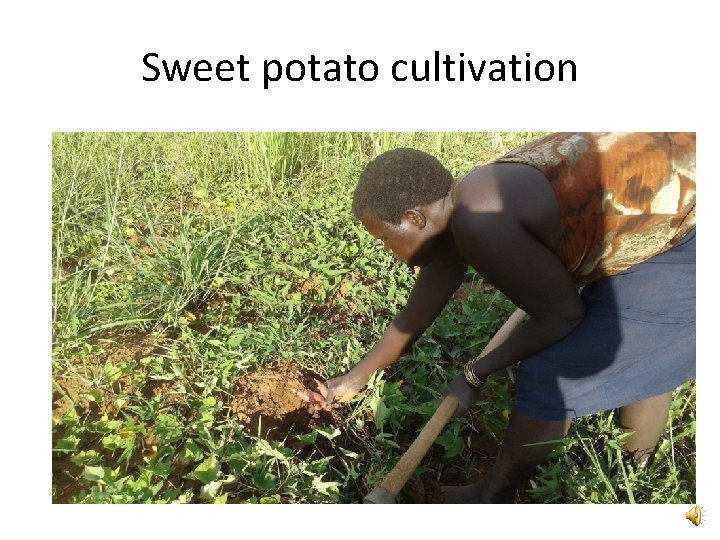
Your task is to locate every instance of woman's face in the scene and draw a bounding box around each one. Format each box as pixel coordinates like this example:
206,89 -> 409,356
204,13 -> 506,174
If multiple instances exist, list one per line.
360,211 -> 440,268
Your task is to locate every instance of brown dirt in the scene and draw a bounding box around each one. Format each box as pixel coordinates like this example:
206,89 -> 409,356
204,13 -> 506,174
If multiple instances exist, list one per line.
52,450 -> 84,503
230,363 -> 347,449
296,274 -> 360,327
52,374 -> 92,421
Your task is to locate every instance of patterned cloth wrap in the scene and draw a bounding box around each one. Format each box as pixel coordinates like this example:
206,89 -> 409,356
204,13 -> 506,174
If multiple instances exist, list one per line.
495,132 -> 695,285
495,133 -> 696,420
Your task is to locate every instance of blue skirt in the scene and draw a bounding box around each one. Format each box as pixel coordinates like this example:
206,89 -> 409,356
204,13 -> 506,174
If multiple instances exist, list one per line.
515,228 -> 696,421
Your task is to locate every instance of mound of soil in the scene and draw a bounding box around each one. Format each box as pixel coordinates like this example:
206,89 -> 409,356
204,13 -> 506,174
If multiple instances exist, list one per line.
230,364 -> 345,449
228,363 -> 504,503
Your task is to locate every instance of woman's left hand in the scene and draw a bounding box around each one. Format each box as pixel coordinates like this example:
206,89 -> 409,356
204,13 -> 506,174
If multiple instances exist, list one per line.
444,371 -> 483,417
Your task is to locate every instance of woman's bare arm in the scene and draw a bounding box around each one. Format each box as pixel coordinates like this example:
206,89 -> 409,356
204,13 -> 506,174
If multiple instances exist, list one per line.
318,256 -> 468,403
451,165 -> 585,380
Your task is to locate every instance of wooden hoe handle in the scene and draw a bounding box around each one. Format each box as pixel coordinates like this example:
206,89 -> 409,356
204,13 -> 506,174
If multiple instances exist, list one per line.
368,394 -> 458,501
363,308 -> 527,503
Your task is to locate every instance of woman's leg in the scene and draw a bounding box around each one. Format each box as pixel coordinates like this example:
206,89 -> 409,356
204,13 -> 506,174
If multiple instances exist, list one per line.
619,392 -> 672,464
442,410 -> 571,503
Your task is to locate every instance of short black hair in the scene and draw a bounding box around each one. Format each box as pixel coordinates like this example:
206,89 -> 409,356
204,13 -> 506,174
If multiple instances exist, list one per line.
352,148 -> 454,224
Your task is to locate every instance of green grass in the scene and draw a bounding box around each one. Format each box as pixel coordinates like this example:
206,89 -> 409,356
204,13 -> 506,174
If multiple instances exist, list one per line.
51,132 -> 695,504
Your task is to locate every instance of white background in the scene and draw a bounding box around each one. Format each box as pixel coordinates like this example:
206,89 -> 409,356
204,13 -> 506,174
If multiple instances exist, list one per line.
1,0 -> 715,536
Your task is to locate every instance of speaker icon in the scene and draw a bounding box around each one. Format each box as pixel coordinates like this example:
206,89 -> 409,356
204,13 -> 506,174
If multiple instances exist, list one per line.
686,505 -> 702,526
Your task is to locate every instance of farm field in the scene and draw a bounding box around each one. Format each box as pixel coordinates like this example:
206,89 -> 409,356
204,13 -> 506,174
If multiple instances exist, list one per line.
51,132 -> 696,503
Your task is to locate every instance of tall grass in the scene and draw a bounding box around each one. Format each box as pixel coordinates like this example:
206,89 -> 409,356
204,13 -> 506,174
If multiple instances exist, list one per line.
51,132 -> 541,341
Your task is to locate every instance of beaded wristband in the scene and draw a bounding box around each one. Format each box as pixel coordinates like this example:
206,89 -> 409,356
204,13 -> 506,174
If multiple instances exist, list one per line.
463,359 -> 485,389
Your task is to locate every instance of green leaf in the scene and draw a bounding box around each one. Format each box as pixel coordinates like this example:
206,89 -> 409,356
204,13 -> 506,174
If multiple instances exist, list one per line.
374,432 -> 400,449
78,388 -> 103,403
83,465 -> 106,483
143,461 -> 172,478
435,429 -> 465,458
87,416 -> 122,434
189,456 -> 220,484
339,447 -> 360,460
180,440 -> 204,463
373,401 -> 389,430
252,469 -> 277,491
227,336 -> 243,347
103,360 -> 125,383
201,396 -> 217,408
255,439 -> 292,460
102,432 -> 135,451
312,476 -> 340,496
225,453 -> 250,477
295,431 -> 318,444
156,413 -> 183,443
200,480 -> 223,500
61,407 -> 80,427
314,425 -> 341,441
54,434 -> 80,452
71,450 -> 102,466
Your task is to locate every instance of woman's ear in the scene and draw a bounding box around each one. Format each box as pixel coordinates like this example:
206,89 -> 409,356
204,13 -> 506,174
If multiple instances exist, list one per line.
402,209 -> 427,229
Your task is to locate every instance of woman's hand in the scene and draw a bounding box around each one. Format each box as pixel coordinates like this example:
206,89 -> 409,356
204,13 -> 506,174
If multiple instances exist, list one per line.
296,372 -> 369,405
321,372 -> 370,403
444,371 -> 483,417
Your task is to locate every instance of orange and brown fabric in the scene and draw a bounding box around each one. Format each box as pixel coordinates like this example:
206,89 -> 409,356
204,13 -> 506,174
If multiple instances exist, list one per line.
495,132 -> 696,285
